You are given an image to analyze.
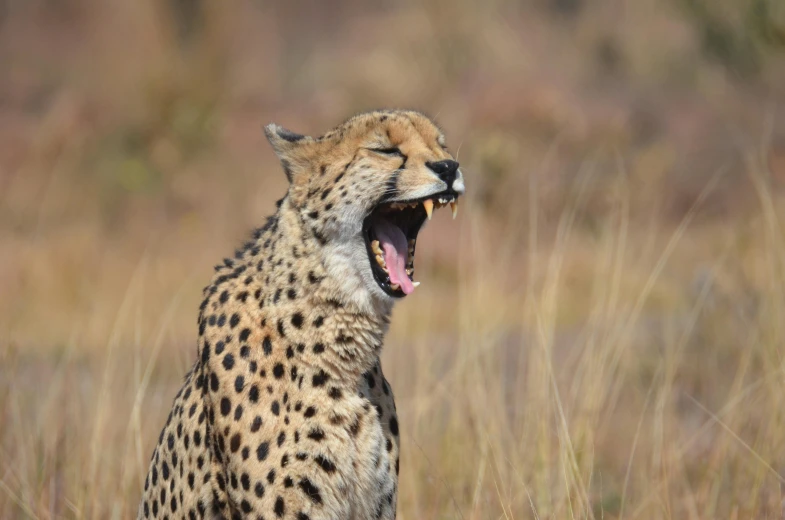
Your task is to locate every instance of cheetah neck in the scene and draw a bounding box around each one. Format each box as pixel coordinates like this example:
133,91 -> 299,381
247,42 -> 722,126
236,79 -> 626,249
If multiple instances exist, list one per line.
210,199 -> 392,383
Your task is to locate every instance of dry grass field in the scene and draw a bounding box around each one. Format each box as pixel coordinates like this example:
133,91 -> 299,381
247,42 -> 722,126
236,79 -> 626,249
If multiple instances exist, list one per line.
2,1 -> 785,518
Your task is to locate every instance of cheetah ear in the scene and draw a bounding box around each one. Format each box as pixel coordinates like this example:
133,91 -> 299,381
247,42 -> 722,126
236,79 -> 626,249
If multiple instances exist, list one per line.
264,123 -> 315,183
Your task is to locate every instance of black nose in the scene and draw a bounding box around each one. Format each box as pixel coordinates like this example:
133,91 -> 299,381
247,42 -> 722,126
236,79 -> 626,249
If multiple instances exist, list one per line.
426,160 -> 460,185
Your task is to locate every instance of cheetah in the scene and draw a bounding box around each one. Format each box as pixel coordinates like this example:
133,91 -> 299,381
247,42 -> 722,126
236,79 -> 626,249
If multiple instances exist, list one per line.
137,109 -> 465,520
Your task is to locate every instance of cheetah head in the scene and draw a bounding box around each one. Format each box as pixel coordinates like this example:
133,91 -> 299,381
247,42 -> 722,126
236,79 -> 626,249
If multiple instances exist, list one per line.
265,110 -> 464,310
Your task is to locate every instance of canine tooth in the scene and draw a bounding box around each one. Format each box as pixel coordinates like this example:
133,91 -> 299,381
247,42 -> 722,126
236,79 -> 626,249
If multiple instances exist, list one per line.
422,199 -> 434,220
371,240 -> 383,255
412,281 -> 420,287
408,239 -> 415,245
450,200 -> 458,219
390,283 -> 400,291
375,254 -> 385,267
406,268 -> 412,275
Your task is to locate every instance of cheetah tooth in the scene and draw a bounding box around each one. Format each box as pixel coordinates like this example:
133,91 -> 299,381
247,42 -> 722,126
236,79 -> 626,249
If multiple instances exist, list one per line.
450,199 -> 459,219
375,254 -> 385,267
423,199 -> 434,220
371,240 -> 383,255
412,281 -> 421,287
390,283 -> 400,291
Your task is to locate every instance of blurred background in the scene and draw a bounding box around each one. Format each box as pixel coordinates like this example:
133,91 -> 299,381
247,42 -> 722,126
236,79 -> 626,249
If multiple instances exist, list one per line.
2,0 -> 785,518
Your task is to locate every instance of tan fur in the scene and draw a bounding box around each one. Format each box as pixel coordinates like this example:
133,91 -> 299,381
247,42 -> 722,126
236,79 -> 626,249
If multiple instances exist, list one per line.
137,110 -> 464,520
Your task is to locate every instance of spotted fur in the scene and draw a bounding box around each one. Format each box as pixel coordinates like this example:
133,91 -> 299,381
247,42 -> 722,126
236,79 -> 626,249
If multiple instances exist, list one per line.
137,110 -> 465,520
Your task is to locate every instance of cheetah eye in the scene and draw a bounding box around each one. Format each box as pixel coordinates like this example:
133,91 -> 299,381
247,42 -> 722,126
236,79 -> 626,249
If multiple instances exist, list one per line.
370,147 -> 405,157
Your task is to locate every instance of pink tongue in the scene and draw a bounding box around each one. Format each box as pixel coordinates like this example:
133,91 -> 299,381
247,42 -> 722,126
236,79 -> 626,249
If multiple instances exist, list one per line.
373,220 -> 415,295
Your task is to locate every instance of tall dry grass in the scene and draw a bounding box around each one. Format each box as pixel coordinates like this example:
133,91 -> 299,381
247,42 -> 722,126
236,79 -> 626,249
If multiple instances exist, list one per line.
2,0 -> 785,518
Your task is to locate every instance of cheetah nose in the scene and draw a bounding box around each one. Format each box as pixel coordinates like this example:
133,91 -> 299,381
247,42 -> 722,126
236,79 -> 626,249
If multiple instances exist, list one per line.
426,160 -> 459,187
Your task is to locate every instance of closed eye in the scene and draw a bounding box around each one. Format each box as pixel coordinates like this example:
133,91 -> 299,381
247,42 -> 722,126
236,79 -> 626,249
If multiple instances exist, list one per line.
370,147 -> 405,157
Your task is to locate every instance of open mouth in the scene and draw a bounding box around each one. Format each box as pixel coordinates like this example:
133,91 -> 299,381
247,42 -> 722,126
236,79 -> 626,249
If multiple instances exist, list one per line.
362,194 -> 459,298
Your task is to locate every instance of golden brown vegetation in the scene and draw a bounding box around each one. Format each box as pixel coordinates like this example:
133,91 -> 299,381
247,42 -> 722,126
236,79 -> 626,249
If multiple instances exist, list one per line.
2,1 -> 785,518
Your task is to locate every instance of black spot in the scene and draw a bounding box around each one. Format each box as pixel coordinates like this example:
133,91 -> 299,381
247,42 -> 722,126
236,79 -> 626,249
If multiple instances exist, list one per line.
222,354 -> 235,371
234,376 -> 244,393
307,428 -> 325,442
249,385 -> 259,403
267,469 -> 276,484
240,345 -> 250,358
314,455 -> 336,473
281,454 -> 289,467
254,481 -> 264,498
234,404 -> 243,421
287,289 -> 297,300
328,387 -> 343,400
286,346 -> 294,359
230,433 -> 241,453
390,416 -> 399,436
250,416 -> 262,433
215,341 -> 225,355
313,316 -> 324,328
263,336 -> 273,355
304,406 -> 316,418
273,288 -> 282,303
291,313 -> 303,329
298,478 -> 323,504
239,328 -> 251,342
312,370 -> 329,387
220,398 -> 231,416
162,461 -> 170,480
210,372 -> 219,391
167,433 -> 174,450
256,442 -> 269,461
229,313 -> 240,328
277,320 -> 285,337
273,363 -> 285,379
274,496 -> 285,517
277,431 -> 286,447
271,401 -> 280,416
297,513 -> 311,520
312,343 -> 324,354
240,500 -> 253,514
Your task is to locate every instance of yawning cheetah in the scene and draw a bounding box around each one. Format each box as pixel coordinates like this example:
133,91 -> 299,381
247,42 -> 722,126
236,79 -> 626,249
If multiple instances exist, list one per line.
138,109 -> 465,520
